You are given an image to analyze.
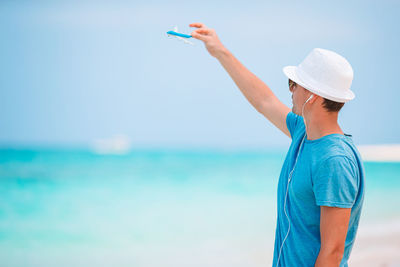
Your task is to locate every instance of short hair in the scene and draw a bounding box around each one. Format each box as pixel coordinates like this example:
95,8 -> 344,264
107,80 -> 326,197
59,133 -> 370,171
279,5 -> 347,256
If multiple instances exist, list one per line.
322,98 -> 345,113
288,79 -> 345,112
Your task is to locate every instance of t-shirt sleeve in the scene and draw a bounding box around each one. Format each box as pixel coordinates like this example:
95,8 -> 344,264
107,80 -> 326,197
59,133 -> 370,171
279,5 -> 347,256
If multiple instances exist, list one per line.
286,111 -> 302,138
312,156 -> 359,208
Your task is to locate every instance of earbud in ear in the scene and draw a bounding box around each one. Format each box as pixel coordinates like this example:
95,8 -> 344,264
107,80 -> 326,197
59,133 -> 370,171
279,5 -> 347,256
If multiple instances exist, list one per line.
305,94 -> 314,103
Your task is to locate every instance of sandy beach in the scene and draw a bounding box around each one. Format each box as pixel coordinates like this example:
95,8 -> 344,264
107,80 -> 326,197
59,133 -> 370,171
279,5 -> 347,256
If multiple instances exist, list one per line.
349,218 -> 400,267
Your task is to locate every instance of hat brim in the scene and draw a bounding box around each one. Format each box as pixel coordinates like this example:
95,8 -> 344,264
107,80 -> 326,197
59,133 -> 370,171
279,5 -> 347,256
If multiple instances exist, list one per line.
283,66 -> 312,92
283,66 -> 355,103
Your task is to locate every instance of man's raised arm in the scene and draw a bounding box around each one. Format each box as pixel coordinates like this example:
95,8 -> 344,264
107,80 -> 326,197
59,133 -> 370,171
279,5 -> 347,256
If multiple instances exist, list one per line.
190,23 -> 292,138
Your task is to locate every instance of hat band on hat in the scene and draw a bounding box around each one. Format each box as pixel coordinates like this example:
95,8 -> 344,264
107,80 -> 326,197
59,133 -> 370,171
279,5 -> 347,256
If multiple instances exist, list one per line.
295,67 -> 354,103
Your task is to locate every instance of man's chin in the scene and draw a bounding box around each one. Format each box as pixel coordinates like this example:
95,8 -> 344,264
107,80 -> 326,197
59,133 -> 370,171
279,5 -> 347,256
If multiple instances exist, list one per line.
292,108 -> 302,117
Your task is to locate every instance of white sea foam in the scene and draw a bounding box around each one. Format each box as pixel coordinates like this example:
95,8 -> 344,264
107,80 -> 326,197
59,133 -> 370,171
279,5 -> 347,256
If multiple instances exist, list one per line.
357,144 -> 400,162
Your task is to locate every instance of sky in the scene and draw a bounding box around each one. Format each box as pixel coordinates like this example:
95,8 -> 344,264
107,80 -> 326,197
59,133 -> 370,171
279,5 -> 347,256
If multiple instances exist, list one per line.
0,0 -> 399,149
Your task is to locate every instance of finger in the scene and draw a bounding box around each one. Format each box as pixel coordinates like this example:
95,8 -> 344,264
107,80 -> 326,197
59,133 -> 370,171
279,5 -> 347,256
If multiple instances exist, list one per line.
193,28 -> 211,35
189,22 -> 206,28
189,22 -> 205,28
191,31 -> 208,41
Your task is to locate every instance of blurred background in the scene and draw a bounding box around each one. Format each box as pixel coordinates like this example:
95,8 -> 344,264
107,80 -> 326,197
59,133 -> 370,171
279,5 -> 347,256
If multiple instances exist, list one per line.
0,0 -> 399,266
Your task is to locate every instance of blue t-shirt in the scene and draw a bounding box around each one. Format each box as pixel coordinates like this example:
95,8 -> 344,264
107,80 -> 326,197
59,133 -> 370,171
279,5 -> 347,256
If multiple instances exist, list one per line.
272,111 -> 365,267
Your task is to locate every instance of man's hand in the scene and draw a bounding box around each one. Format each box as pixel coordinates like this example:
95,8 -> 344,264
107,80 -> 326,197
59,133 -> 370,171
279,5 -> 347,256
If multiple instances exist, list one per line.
315,206 -> 351,267
189,23 -> 227,59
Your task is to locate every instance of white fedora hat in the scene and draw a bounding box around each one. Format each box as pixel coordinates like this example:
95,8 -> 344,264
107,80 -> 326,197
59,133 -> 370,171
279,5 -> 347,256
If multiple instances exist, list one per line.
283,48 -> 355,103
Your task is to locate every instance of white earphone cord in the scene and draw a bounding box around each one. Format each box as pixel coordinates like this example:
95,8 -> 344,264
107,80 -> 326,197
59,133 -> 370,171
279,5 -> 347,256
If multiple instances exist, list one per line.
275,94 -> 312,267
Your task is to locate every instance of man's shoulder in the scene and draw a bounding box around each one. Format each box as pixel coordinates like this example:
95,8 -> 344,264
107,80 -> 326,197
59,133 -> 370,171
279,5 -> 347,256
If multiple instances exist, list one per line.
309,136 -> 360,170
286,112 -> 305,140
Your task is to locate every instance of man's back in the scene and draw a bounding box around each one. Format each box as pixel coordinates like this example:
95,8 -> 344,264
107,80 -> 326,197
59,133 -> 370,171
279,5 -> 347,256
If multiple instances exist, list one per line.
272,111 -> 365,266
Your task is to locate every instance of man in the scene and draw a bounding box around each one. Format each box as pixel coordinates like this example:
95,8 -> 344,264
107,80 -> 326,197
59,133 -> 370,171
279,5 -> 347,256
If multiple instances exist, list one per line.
189,23 -> 365,267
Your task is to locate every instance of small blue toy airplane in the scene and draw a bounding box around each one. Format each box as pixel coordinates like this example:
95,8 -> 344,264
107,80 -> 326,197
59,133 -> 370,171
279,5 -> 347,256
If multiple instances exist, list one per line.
166,26 -> 194,45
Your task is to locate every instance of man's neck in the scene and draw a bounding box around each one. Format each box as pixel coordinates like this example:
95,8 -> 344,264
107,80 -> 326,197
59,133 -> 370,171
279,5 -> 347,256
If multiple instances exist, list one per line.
304,111 -> 343,141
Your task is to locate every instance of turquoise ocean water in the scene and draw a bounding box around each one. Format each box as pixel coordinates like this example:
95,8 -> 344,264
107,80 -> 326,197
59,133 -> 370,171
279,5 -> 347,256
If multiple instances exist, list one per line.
1,148 -> 399,267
